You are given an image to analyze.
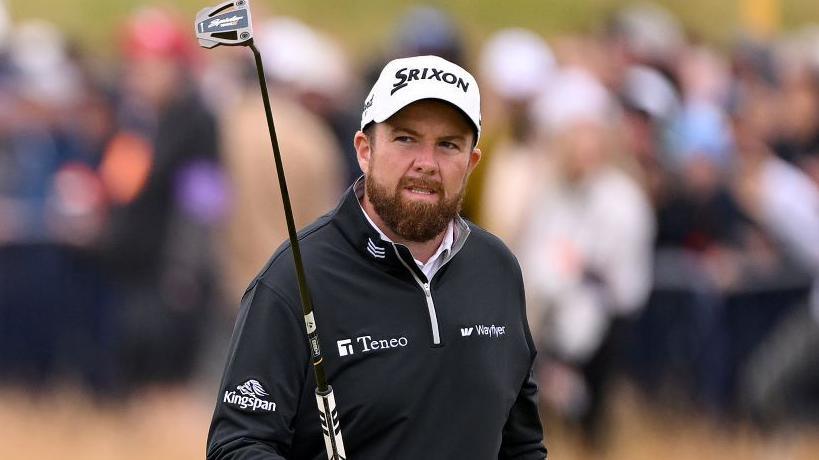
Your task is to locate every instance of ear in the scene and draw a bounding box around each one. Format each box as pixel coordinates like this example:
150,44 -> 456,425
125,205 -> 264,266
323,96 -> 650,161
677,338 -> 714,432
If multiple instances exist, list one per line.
467,146 -> 482,175
353,130 -> 372,174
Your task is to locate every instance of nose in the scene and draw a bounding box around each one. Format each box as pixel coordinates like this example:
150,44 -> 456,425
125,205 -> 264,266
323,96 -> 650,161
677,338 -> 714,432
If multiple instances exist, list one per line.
412,142 -> 438,175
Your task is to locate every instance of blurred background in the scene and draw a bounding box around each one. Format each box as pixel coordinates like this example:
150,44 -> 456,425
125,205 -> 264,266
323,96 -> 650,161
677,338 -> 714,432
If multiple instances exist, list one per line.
1,0 -> 819,458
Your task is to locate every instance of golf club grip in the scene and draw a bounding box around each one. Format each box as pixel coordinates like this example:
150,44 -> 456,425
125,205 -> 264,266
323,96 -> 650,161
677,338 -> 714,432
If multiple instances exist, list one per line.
317,385 -> 347,460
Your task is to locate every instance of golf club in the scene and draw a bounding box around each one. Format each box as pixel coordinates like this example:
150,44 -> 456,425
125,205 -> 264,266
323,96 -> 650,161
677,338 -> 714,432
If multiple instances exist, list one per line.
195,2 -> 347,458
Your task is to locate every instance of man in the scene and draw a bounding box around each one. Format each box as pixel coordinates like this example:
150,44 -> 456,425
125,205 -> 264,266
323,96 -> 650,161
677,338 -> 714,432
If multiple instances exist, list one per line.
207,55 -> 547,459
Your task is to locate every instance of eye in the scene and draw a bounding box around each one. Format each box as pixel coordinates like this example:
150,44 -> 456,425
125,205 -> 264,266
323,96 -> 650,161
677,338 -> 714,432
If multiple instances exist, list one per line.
439,141 -> 461,151
394,135 -> 414,143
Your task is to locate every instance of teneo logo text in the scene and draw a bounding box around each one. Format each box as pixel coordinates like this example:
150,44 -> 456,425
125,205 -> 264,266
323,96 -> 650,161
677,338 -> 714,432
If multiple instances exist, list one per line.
391,67 -> 470,95
337,334 -> 409,357
337,338 -> 354,357
461,324 -> 506,338
224,379 -> 276,412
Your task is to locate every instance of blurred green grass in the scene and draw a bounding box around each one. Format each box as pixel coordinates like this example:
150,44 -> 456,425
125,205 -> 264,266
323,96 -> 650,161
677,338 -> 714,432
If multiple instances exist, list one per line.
5,0 -> 819,62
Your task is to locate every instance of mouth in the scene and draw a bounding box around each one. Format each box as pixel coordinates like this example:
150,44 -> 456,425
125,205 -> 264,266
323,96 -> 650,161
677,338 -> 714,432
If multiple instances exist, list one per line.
401,180 -> 442,201
406,187 -> 436,195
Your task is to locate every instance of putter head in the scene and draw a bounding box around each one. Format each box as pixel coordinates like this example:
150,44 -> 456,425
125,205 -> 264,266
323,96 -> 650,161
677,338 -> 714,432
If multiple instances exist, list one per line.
195,0 -> 253,48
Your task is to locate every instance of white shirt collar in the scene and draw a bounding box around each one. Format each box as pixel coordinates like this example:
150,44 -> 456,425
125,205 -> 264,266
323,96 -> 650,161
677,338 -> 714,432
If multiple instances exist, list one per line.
357,196 -> 455,278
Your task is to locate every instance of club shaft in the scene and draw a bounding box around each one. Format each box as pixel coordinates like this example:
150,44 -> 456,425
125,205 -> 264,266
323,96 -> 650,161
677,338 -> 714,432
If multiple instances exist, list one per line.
249,42 -> 329,393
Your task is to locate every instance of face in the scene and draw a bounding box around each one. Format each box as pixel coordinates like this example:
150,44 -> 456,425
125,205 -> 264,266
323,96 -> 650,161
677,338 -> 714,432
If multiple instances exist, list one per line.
124,56 -> 181,108
354,99 -> 481,242
555,120 -> 607,182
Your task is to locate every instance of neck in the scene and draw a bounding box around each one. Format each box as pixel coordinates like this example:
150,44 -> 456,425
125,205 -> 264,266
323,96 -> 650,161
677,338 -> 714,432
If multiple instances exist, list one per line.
361,195 -> 446,264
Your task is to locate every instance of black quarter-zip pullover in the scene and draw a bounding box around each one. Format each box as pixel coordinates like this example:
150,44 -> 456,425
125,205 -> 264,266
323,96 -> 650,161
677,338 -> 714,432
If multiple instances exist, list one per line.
207,179 -> 547,459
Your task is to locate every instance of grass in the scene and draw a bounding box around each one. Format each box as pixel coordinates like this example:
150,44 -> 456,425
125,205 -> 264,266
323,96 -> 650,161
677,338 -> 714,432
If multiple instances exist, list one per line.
1,383 -> 818,459
6,0 -> 819,64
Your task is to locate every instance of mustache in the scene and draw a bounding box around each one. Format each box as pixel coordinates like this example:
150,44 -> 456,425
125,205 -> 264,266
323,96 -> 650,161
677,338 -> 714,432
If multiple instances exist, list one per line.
399,176 -> 443,194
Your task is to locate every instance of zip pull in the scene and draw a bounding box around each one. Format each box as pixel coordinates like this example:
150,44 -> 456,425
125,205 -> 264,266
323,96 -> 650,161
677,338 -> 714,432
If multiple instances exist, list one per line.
421,282 -> 441,345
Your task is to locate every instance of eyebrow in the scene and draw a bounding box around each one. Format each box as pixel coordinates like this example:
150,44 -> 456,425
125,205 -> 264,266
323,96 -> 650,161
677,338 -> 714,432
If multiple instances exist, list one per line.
390,126 -> 422,137
390,126 -> 468,143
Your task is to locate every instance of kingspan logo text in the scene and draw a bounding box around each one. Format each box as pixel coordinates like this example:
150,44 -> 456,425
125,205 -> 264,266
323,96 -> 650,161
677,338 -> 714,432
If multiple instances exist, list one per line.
224,379 -> 276,412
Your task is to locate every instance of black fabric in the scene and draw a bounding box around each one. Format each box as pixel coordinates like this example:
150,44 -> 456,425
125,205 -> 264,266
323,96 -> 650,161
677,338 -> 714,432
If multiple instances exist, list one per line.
207,182 -> 547,459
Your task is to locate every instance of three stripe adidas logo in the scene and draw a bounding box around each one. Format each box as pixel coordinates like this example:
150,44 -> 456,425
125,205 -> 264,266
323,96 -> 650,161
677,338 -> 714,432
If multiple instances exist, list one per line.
366,238 -> 386,259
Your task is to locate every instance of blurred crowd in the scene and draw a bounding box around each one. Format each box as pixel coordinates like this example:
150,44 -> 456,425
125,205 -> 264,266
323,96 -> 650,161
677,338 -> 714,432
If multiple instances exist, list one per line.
1,0 -> 819,449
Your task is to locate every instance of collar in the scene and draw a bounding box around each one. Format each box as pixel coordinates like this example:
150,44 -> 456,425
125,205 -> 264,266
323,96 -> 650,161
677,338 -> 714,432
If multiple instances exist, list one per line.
357,188 -> 455,267
331,176 -> 470,281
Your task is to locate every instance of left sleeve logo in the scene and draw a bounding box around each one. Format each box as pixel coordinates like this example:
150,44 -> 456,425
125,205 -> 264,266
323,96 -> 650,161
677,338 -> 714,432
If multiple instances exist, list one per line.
224,379 -> 277,412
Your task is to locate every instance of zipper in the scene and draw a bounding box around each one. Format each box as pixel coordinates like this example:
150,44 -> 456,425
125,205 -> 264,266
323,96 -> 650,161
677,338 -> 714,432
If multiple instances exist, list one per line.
393,245 -> 441,345
420,282 -> 440,345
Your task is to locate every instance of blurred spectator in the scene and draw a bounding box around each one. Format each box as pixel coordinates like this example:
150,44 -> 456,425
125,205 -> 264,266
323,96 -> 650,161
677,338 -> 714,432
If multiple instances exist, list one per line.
771,64 -> 819,183
516,68 -> 655,445
362,5 -> 466,108
732,80 -> 819,427
634,45 -> 816,417
255,17 -> 361,185
608,3 -> 684,63
390,5 -> 464,66
99,7 -> 225,391
217,68 -> 344,301
478,28 -> 556,244
732,86 -> 819,273
655,100 -> 739,266
602,2 -> 685,87
677,44 -> 732,106
638,100 -> 745,412
618,64 -> 681,203
0,19 -> 115,392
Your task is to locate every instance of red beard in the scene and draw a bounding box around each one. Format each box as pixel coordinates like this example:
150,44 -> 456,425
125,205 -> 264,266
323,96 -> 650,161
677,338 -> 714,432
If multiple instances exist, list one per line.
366,173 -> 464,242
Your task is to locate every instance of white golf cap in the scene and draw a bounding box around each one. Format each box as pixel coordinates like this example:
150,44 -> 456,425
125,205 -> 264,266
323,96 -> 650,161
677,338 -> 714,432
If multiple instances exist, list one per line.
361,55 -> 481,143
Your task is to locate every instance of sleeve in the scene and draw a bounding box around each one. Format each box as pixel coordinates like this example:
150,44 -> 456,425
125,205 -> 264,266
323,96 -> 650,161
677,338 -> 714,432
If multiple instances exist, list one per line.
206,279 -> 310,460
500,257 -> 548,459
499,366 -> 549,459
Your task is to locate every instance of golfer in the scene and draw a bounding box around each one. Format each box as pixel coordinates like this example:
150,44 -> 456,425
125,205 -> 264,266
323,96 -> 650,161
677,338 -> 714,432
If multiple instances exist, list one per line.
207,55 -> 547,459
